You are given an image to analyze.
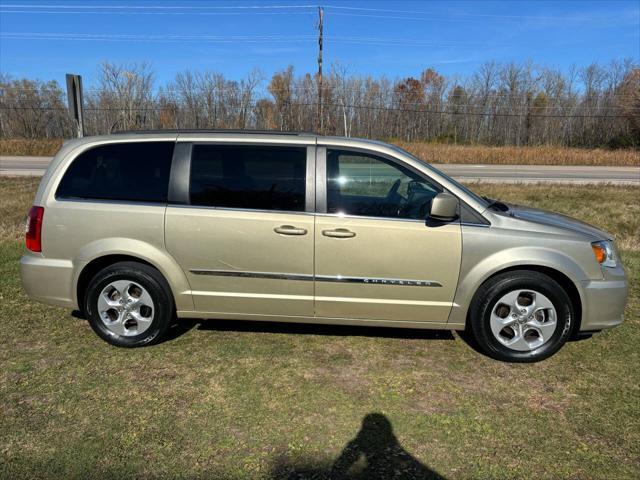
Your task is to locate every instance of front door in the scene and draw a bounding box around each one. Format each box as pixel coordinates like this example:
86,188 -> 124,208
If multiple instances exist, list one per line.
166,142 -> 315,318
314,148 -> 462,324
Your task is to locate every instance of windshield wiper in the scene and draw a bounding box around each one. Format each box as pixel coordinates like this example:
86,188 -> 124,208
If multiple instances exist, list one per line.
482,196 -> 509,212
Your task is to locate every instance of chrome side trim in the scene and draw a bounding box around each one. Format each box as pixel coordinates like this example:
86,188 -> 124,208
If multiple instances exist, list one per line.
191,270 -> 313,281
189,269 -> 442,287
461,222 -> 491,228
316,275 -> 442,287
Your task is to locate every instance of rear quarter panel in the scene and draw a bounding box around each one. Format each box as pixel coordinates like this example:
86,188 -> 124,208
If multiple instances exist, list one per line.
32,134 -> 193,311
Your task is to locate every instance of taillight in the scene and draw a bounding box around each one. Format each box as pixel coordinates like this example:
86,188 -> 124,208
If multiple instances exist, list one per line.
25,206 -> 44,252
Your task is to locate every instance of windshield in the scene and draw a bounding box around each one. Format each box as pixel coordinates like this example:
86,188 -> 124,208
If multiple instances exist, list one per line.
388,144 -> 490,209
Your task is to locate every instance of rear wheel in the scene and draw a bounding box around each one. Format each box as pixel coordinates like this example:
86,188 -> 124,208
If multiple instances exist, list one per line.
469,270 -> 573,362
85,261 -> 174,347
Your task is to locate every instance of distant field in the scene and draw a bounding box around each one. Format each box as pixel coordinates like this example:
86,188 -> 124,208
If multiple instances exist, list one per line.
397,141 -> 640,167
1,138 -> 639,166
0,138 -> 63,157
1,177 -> 639,479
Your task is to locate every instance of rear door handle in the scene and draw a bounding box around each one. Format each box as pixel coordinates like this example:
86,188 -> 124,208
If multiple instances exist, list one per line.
322,228 -> 356,238
274,225 -> 308,236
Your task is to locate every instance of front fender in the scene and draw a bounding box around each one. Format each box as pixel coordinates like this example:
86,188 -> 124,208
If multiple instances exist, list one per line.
448,246 -> 589,326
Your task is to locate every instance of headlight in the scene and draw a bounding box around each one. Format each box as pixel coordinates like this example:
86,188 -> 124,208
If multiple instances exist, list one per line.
591,240 -> 617,268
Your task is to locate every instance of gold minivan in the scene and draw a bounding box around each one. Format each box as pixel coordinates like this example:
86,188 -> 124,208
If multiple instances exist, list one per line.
20,131 -> 628,362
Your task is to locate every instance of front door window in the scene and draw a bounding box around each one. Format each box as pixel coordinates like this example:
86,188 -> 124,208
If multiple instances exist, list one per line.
326,149 -> 441,220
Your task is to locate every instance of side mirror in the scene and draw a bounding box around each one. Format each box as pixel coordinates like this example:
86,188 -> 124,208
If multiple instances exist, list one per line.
429,192 -> 458,222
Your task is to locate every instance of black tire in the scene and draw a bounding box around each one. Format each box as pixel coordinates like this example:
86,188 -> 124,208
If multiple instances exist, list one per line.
85,261 -> 174,348
468,270 -> 573,363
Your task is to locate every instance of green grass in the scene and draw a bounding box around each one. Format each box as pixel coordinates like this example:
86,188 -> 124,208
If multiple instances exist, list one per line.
1,178 -> 639,479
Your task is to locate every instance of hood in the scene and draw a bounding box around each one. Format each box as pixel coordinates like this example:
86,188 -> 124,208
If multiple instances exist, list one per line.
504,203 -> 611,241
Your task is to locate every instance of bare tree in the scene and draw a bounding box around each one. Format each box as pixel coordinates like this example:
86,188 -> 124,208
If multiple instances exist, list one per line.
1,59 -> 637,148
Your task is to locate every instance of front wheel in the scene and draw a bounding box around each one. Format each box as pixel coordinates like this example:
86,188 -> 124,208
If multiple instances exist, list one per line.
85,261 -> 174,347
468,270 -> 573,362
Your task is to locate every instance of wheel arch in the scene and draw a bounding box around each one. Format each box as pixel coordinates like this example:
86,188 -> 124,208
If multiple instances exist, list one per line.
449,246 -> 588,335
77,254 -> 155,314
73,240 -> 194,314
470,264 -> 583,336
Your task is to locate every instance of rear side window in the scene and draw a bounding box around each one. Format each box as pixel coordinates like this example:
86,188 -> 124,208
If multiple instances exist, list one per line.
56,142 -> 174,203
189,145 -> 307,212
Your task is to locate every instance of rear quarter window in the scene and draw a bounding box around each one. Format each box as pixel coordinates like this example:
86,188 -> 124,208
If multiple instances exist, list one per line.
56,142 -> 174,203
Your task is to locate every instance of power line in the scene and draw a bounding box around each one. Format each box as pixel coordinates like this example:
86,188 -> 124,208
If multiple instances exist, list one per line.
0,4 -> 317,9
3,101 -> 630,113
323,5 -> 599,21
0,9 -> 315,16
0,32 -> 317,44
0,32 -> 495,48
0,3 -> 606,22
3,85 -> 637,103
1,33 -> 318,39
0,104 -> 633,119
322,12 -> 551,24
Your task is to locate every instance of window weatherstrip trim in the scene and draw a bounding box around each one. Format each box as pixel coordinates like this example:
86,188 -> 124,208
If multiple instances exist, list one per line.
461,222 -> 491,228
315,146 -> 327,213
168,142 -> 191,204
167,204 -> 314,216
305,146 -> 316,213
189,269 -> 442,287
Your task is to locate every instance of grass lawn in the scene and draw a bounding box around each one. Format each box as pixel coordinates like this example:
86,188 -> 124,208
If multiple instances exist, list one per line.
0,178 -> 638,479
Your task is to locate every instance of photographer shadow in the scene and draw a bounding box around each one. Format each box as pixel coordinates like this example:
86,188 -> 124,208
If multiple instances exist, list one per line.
272,413 -> 445,480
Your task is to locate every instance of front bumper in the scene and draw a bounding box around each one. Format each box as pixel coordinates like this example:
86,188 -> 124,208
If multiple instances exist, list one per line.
580,275 -> 628,331
20,253 -> 76,309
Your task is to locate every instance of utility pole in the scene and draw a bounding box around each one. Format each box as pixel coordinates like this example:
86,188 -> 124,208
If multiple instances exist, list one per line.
340,98 -> 348,137
317,6 -> 324,134
65,74 -> 84,138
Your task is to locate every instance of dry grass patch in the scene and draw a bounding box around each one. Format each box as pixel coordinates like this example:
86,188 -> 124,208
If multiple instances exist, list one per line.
468,183 -> 640,251
2,137 -> 639,167
396,141 -> 640,166
0,176 -> 40,240
0,138 -> 63,156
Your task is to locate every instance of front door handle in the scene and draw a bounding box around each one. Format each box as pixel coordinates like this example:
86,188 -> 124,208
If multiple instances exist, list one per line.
322,228 -> 356,238
274,225 -> 308,236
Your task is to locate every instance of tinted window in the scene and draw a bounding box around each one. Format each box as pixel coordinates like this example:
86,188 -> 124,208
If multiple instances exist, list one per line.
189,145 -> 307,212
56,142 -> 174,202
327,149 -> 441,219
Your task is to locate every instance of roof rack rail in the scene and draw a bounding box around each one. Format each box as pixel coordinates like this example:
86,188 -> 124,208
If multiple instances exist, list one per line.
112,128 -> 316,136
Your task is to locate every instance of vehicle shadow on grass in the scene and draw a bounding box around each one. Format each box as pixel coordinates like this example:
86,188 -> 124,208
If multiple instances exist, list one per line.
456,325 -> 594,358
269,412 -> 446,480
180,317 -> 456,342
71,311 -> 455,343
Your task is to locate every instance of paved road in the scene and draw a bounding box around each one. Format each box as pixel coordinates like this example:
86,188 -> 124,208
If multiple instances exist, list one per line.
435,164 -> 640,185
1,155 -> 639,184
1,156 -> 53,177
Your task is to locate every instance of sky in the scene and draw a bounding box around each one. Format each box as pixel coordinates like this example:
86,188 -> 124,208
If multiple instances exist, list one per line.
0,0 -> 638,91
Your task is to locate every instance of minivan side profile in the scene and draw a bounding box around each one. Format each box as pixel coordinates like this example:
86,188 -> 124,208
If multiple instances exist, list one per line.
20,131 -> 628,362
